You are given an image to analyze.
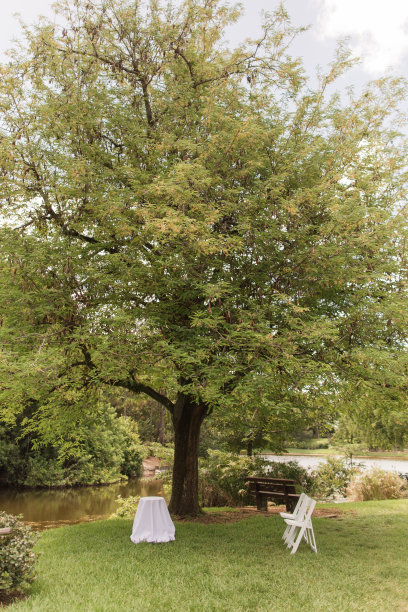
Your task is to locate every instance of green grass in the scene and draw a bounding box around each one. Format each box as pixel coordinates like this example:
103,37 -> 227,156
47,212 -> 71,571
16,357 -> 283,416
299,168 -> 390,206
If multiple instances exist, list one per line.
283,447 -> 335,455
8,500 -> 408,612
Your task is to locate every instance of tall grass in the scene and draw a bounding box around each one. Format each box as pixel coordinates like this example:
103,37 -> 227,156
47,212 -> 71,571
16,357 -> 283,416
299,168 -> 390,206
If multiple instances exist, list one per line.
7,500 -> 408,612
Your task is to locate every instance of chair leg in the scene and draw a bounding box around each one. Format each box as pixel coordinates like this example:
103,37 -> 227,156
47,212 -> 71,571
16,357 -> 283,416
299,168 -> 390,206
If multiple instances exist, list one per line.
308,525 -> 317,553
288,525 -> 301,550
290,524 -> 307,554
289,523 -> 317,554
285,524 -> 298,548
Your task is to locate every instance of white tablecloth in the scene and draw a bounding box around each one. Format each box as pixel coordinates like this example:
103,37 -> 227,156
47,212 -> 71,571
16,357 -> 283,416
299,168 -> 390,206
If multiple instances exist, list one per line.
130,496 -> 175,544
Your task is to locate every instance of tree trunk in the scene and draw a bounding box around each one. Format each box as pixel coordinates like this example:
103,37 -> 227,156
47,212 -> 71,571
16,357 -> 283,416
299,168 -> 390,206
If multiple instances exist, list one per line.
168,396 -> 207,517
246,440 -> 253,457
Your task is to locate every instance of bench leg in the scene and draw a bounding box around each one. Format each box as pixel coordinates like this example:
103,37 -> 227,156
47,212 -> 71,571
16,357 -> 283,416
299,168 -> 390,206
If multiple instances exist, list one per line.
255,493 -> 267,510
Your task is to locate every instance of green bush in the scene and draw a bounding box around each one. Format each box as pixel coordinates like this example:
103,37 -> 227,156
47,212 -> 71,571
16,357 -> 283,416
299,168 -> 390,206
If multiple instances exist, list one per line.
291,438 -> 330,450
197,452 -> 315,507
143,442 -> 174,467
0,513 -> 38,594
112,483 -> 172,519
0,406 -> 146,488
311,457 -> 357,498
198,450 -> 272,507
0,428 -> 24,483
111,495 -> 140,518
117,418 -> 146,478
347,468 -> 407,501
23,456 -> 68,488
265,460 -> 315,493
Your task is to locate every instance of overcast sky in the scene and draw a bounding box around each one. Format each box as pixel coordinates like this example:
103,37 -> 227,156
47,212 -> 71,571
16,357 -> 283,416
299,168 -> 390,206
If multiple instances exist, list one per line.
1,0 -> 408,92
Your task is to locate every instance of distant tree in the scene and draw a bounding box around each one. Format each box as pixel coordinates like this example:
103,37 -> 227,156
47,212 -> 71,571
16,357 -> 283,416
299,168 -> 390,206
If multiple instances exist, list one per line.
0,0 -> 407,515
103,387 -> 173,444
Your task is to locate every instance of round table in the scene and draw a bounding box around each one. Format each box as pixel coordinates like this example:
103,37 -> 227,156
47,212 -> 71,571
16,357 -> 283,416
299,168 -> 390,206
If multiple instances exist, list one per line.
130,496 -> 175,544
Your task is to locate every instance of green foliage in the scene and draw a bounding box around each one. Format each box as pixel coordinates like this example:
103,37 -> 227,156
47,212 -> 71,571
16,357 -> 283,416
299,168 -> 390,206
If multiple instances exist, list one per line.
334,409 -> 408,451
0,406 -> 145,487
347,468 -> 407,501
198,450 -> 271,506
117,417 -> 146,478
143,442 -> 174,467
0,0 -> 407,514
0,426 -> 25,483
264,460 -> 315,493
0,513 -> 38,594
290,438 -> 330,450
103,388 -> 174,445
23,457 -> 67,488
311,457 -> 357,498
157,482 -> 173,501
111,495 -> 140,519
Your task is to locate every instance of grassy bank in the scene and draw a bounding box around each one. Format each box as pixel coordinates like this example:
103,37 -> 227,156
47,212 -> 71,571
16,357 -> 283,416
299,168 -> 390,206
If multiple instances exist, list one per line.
7,500 -> 408,612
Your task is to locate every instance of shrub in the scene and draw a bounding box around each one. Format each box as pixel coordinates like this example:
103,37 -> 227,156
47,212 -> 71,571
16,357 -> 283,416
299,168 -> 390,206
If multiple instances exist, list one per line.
311,457 -> 357,498
117,418 -> 146,478
0,513 -> 38,594
347,468 -> 407,501
198,452 -> 316,507
143,442 -> 174,467
291,438 -> 330,450
266,461 -> 315,494
112,482 -> 172,519
111,495 -> 141,518
23,456 -> 68,488
1,406 -> 146,488
198,450 -> 272,507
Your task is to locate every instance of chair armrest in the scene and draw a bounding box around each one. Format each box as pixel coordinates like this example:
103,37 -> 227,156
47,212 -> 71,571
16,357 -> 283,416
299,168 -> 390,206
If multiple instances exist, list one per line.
284,518 -> 303,527
280,512 -> 294,519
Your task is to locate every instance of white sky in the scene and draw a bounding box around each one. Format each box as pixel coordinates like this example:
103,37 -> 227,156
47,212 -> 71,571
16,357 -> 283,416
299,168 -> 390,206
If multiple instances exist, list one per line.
1,0 -> 408,84
314,0 -> 408,75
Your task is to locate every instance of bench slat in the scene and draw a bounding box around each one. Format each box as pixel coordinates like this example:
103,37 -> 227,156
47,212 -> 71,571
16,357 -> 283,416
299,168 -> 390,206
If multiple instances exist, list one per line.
246,476 -> 300,512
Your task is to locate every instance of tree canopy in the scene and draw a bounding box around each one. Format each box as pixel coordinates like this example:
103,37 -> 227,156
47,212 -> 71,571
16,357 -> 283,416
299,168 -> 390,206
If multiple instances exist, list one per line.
0,0 -> 407,514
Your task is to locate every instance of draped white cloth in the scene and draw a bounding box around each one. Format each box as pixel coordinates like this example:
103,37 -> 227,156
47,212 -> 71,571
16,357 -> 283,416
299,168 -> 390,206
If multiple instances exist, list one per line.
130,496 -> 175,544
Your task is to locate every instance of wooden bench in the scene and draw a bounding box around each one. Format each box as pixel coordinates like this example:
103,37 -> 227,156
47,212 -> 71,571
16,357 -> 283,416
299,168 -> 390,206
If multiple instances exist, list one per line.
246,477 -> 300,512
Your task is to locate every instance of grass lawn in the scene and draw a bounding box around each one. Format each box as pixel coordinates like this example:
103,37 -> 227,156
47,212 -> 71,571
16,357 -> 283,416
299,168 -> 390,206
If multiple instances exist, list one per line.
7,500 -> 408,612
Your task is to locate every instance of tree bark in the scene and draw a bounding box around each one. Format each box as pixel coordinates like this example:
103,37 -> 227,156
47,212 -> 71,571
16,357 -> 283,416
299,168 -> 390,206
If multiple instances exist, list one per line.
115,379 -> 208,517
168,395 -> 207,517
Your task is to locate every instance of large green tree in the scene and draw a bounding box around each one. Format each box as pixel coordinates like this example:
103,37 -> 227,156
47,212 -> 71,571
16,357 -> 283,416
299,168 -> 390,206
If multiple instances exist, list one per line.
0,0 -> 407,515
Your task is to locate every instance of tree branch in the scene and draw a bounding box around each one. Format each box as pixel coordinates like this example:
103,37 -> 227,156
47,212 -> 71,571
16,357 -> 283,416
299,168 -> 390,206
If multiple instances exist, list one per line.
110,378 -> 175,413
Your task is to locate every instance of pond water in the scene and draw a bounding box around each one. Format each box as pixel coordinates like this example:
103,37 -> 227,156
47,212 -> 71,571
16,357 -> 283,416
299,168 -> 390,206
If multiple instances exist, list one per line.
263,454 -> 408,475
0,479 -> 162,529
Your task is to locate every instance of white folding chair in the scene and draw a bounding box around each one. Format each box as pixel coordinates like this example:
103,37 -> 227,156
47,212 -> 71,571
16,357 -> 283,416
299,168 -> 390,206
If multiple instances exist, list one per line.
283,495 -> 317,554
280,493 -> 308,546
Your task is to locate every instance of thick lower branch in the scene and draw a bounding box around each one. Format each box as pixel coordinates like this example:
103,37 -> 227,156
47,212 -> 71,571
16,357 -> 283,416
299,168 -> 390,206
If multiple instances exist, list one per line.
111,378 -> 174,413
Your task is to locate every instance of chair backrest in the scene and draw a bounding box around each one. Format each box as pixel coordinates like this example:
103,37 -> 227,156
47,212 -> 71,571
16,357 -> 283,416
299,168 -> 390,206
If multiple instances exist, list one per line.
299,495 -> 316,522
291,492 -> 308,517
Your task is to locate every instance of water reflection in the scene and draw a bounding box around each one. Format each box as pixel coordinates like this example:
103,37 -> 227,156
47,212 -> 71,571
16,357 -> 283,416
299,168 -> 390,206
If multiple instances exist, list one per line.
0,479 -> 161,528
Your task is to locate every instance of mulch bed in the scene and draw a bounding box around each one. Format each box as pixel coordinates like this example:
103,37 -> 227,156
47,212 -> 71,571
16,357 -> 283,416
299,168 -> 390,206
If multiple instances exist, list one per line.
174,504 -> 350,524
0,591 -> 27,607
